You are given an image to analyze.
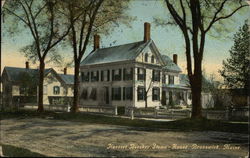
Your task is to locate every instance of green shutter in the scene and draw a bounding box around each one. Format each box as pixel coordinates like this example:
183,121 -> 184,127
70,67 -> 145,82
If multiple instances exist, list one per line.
101,70 -> 103,81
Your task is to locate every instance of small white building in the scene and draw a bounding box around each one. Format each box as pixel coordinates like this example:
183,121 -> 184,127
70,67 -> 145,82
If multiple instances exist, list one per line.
1,64 -> 74,107
79,22 -> 191,110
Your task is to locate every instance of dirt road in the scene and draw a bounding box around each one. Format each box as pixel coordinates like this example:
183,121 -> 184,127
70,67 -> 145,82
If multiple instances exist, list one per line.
0,118 -> 248,157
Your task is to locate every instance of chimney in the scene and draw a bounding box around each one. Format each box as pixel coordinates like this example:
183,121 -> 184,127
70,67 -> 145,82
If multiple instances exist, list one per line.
25,61 -> 29,69
144,22 -> 151,42
94,34 -> 100,51
64,67 -> 67,75
173,54 -> 178,65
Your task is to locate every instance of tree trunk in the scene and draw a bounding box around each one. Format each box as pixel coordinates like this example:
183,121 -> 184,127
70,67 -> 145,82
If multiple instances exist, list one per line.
71,61 -> 80,112
190,62 -> 203,119
145,96 -> 148,108
37,61 -> 45,112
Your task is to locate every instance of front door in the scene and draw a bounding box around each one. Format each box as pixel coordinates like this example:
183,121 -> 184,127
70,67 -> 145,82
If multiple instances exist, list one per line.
161,90 -> 166,105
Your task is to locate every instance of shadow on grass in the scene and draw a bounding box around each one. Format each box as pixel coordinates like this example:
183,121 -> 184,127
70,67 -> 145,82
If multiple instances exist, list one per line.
1,144 -> 46,157
0,109 -> 248,134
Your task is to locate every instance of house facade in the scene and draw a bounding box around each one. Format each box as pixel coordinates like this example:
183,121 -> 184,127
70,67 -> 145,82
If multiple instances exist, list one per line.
80,22 -> 192,109
2,63 -> 74,107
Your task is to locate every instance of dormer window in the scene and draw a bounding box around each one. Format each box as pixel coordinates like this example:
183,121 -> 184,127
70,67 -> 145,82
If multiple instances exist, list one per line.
151,55 -> 155,63
145,53 -> 148,62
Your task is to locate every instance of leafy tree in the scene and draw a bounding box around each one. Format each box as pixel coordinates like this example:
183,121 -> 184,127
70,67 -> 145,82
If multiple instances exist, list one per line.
3,0 -> 71,112
158,0 -> 248,118
59,0 -> 132,112
219,21 -> 250,92
18,72 -> 38,96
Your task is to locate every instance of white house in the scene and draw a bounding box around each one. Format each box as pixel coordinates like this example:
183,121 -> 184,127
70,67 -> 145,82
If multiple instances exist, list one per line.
79,22 -> 191,110
1,63 -> 74,107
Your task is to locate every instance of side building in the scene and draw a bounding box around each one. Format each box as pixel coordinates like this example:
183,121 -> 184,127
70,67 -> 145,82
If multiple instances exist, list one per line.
1,63 -> 74,107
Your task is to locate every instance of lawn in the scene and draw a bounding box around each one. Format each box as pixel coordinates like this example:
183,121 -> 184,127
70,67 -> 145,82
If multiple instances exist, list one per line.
0,109 -> 248,134
1,144 -> 45,157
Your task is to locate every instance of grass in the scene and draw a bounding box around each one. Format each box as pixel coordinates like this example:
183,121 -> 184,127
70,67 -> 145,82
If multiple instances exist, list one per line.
0,109 -> 248,134
1,144 -> 45,157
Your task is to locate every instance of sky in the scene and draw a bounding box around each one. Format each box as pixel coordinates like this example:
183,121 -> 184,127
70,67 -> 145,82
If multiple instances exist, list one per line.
1,0 -> 249,81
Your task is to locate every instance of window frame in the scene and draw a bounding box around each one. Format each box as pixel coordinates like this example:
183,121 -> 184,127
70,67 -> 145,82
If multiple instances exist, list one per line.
137,86 -> 145,101
152,87 -> 160,101
53,86 -> 60,95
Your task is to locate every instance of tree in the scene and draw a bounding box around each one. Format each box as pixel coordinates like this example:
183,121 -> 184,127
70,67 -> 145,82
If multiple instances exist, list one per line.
60,0 -> 131,112
160,0 -> 248,118
219,21 -> 250,92
3,0 -> 71,112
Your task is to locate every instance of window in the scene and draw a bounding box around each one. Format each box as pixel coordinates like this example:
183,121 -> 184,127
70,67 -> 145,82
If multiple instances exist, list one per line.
91,71 -> 99,82
53,86 -> 60,95
112,69 -> 122,81
90,88 -> 97,100
152,87 -> 160,101
123,68 -> 133,80
162,74 -> 166,84
145,53 -> 148,62
81,88 -> 88,100
101,70 -> 110,81
137,68 -> 146,81
151,55 -> 155,63
19,86 -> 26,95
81,72 -> 89,82
123,87 -> 133,100
152,70 -> 160,82
112,87 -> 121,100
169,75 -> 174,84
137,86 -> 145,101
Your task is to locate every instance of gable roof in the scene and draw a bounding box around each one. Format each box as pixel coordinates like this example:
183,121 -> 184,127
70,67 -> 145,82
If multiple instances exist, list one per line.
58,74 -> 74,85
161,55 -> 182,72
3,67 -> 74,85
81,40 -> 152,66
3,67 -> 52,83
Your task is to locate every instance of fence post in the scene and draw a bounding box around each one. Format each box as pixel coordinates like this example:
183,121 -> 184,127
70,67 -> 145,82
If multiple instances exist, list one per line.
154,108 -> 157,118
130,107 -> 134,120
114,106 -> 118,116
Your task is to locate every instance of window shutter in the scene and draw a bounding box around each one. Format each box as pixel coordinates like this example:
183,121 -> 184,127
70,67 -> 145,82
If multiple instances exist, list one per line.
137,68 -> 139,80
137,87 -> 140,101
112,70 -> 114,81
101,70 -> 103,81
91,72 -> 93,82
152,88 -> 154,101
81,72 -> 84,82
111,88 -> 114,100
119,69 -> 122,80
123,87 -> 125,100
107,70 -> 110,81
97,71 -> 99,81
123,68 -> 126,80
144,69 -> 146,80
87,72 -> 89,82
152,70 -> 155,81
118,87 -> 121,100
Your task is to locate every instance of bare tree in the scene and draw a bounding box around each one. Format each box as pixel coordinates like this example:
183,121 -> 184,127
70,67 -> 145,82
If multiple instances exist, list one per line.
160,0 -> 248,118
60,0 -> 132,112
3,0 -> 71,112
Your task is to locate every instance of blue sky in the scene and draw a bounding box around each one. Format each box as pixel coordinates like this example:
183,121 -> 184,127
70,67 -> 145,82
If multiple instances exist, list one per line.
2,0 -> 249,80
